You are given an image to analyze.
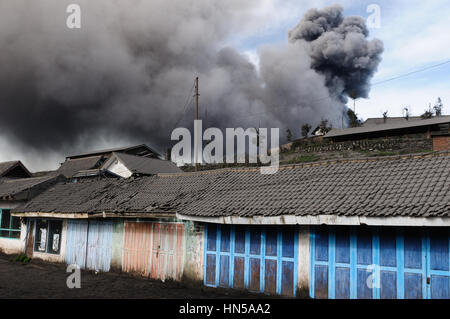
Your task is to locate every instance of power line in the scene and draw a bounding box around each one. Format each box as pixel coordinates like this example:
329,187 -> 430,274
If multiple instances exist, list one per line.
171,81 -> 195,130
372,59 -> 450,86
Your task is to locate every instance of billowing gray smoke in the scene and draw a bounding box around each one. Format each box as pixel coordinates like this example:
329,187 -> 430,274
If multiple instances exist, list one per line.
288,4 -> 384,102
0,2 -> 382,168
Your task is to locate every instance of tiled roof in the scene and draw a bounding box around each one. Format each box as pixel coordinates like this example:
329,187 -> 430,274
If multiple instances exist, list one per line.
0,175 -> 61,199
13,152 -> 450,218
109,152 -> 182,175
362,116 -> 441,127
56,156 -> 104,178
0,161 -> 31,178
66,144 -> 161,159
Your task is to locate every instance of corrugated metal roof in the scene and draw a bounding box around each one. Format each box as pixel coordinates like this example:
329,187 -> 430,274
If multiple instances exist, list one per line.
13,151 -> 450,218
325,116 -> 450,138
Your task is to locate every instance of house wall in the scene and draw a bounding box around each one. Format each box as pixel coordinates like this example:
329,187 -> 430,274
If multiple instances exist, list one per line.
111,219 -> 124,271
297,226 -> 310,297
433,135 -> 450,151
104,159 -> 132,178
182,221 -> 204,284
0,222 -> 27,255
0,202 -> 25,255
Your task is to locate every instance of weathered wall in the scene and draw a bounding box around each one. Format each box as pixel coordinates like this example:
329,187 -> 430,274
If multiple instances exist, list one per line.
0,222 -> 26,255
182,221 -> 204,284
297,226 -> 310,298
110,219 -> 124,271
282,133 -> 433,163
433,135 -> 450,151
31,219 -> 68,263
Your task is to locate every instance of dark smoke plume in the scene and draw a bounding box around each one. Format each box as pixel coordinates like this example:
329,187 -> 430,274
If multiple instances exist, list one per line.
288,4 -> 384,102
0,2 -> 382,169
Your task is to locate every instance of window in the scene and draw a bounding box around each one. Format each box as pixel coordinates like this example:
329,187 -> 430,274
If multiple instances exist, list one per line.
0,209 -> 21,239
34,219 -> 62,254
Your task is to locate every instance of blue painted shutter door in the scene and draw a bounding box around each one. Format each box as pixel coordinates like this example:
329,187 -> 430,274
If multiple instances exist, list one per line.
312,226 -> 329,299
204,225 -> 297,296
428,228 -> 450,299
233,226 -> 246,289
86,221 -> 113,272
205,224 -> 217,286
310,226 -> 450,299
65,220 -> 88,269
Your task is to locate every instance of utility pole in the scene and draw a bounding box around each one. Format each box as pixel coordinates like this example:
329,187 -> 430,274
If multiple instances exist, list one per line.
194,77 -> 199,171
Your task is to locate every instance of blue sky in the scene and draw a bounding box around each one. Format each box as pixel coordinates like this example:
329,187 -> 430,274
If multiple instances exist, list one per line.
232,0 -> 450,120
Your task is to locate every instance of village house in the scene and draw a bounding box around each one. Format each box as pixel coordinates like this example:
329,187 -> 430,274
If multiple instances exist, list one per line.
0,161 -> 63,254
324,115 -> 450,146
56,144 -> 166,178
0,144 -> 180,259
10,150 -> 450,299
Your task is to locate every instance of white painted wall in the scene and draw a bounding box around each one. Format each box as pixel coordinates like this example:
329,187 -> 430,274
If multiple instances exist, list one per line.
0,202 -> 25,255
0,222 -> 26,255
297,226 -> 310,298
183,221 -> 204,283
103,158 -> 132,178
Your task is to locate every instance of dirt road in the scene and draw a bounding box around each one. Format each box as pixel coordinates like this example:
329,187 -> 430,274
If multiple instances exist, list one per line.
0,254 -> 269,299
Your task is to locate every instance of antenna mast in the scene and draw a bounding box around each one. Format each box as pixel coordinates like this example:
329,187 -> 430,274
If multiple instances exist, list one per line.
194,77 -> 199,171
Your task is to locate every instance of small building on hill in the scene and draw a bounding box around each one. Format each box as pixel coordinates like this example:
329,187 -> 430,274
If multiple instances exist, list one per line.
325,116 -> 450,147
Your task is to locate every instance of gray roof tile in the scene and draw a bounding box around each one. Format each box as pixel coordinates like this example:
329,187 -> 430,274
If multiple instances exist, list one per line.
13,152 -> 450,219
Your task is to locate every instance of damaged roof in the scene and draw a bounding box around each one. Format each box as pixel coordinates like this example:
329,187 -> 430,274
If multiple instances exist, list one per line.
56,155 -> 104,178
107,152 -> 182,175
13,152 -> 450,218
66,144 -> 161,160
0,175 -> 63,200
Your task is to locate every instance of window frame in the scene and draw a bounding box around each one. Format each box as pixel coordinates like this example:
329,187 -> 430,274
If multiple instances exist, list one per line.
0,209 -> 21,240
33,219 -> 63,255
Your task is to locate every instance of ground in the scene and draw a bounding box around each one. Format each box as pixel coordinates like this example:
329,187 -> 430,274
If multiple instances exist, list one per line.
0,253 -> 272,299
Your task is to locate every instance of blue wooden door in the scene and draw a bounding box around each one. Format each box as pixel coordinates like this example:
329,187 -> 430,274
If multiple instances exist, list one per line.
310,226 -> 450,299
428,228 -> 450,299
204,225 -> 298,296
66,220 -> 113,272
65,220 -> 88,268
86,221 -> 113,272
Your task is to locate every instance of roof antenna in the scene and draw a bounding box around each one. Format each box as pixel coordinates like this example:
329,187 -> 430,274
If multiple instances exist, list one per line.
194,77 -> 199,172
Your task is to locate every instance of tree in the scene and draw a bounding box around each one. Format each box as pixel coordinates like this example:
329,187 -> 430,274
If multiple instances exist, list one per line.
347,109 -> 362,127
301,123 -> 312,138
421,103 -> 433,119
421,110 -> 433,119
382,111 -> 388,123
318,119 -> 332,134
434,97 -> 443,116
286,129 -> 293,142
